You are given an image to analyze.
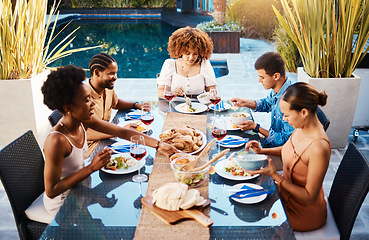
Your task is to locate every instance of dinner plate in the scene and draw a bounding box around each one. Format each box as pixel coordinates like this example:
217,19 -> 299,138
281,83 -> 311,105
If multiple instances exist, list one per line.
161,128 -> 207,155
229,183 -> 267,204
218,135 -> 248,148
209,103 -> 231,112
175,102 -> 208,114
214,159 -> 260,181
100,152 -> 145,175
118,120 -> 150,133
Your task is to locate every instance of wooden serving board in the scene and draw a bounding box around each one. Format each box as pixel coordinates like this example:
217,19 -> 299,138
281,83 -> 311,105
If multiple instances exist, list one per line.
141,196 -> 213,227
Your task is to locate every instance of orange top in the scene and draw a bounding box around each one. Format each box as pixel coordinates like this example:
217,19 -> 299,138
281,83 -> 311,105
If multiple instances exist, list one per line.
279,132 -> 330,231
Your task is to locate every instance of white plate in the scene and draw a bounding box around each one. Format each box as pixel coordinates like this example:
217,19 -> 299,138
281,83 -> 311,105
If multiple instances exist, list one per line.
209,103 -> 231,112
229,183 -> 267,204
118,120 -> 150,133
218,135 -> 248,148
175,102 -> 208,114
161,128 -> 207,155
214,159 -> 260,181
100,153 -> 145,175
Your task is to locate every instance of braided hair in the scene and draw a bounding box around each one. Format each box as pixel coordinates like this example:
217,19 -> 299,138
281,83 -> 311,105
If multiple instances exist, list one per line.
89,53 -> 116,76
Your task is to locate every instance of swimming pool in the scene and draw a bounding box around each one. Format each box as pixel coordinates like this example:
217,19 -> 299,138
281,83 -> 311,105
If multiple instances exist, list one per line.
49,18 -> 228,78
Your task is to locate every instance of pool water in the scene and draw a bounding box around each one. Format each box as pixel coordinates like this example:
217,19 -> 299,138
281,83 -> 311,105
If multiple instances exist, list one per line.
49,18 -> 228,78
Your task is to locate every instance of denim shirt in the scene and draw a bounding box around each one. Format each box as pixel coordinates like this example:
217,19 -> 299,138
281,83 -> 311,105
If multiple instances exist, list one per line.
254,78 -> 295,147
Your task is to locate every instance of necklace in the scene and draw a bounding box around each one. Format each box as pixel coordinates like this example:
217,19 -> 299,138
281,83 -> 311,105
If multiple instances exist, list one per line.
59,122 -> 84,145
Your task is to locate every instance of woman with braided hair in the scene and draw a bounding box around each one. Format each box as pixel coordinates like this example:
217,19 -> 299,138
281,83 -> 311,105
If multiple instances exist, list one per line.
157,26 -> 217,99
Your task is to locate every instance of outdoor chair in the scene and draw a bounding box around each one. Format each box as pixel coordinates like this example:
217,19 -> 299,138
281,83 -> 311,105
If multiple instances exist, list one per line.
48,109 -> 62,127
294,143 -> 369,240
317,107 -> 330,132
0,130 -> 48,240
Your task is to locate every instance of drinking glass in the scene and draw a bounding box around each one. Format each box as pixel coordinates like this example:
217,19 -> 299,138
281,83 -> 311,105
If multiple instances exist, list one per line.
140,105 -> 154,126
209,88 -> 221,119
164,85 -> 176,112
212,117 -> 227,158
130,135 -> 147,182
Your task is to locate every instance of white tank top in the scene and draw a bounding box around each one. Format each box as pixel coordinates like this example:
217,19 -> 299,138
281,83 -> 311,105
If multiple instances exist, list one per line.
43,124 -> 88,213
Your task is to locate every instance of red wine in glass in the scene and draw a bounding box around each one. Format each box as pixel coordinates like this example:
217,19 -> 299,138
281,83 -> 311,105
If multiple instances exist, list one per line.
130,147 -> 146,160
210,96 -> 221,105
212,129 -> 227,140
164,92 -> 175,101
140,115 -> 154,125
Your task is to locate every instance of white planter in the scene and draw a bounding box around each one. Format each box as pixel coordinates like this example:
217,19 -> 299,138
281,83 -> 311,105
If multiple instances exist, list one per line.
297,67 -> 361,148
352,68 -> 369,128
0,70 -> 52,147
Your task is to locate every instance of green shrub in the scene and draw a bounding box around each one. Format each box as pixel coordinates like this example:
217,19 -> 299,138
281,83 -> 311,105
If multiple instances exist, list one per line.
226,0 -> 283,40
196,20 -> 243,31
272,23 -> 299,73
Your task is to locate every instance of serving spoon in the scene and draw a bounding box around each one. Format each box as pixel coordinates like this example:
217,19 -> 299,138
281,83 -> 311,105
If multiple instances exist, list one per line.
180,138 -> 217,171
191,148 -> 230,172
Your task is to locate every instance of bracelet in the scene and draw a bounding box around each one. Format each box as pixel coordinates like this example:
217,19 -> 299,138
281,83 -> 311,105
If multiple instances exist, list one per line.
155,141 -> 161,151
133,102 -> 139,109
252,123 -> 260,133
275,176 -> 284,186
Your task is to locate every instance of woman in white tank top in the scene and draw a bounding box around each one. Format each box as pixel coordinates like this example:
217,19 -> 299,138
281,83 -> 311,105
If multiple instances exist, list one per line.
26,65 -> 179,224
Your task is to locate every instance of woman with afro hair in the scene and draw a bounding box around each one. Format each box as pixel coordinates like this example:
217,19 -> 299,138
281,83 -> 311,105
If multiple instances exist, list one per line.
25,65 -> 179,224
157,26 -> 217,99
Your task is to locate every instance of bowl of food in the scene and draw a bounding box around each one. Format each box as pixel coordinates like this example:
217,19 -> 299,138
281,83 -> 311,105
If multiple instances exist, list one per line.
170,156 -> 209,187
234,154 -> 267,171
197,92 -> 210,105
230,112 -> 251,125
169,152 -> 194,162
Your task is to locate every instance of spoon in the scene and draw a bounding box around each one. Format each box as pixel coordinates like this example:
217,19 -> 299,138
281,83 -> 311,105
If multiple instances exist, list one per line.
180,138 -> 217,171
191,148 -> 230,172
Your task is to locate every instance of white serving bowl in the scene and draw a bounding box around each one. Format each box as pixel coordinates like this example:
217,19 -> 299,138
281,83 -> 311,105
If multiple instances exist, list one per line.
234,154 -> 267,171
230,112 -> 251,125
197,92 -> 210,104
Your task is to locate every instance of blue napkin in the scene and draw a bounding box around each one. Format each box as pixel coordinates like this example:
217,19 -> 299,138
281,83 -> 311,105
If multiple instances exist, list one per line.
214,101 -> 225,111
126,111 -> 141,119
219,137 -> 249,145
230,189 -> 272,199
108,144 -> 130,153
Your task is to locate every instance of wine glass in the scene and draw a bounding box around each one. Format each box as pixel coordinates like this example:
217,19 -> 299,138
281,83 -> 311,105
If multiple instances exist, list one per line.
209,88 -> 221,119
140,105 -> 154,126
212,117 -> 227,158
130,135 -> 147,182
164,85 -> 176,112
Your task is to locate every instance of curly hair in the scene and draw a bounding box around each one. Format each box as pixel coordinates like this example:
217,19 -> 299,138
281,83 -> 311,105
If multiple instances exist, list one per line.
254,52 -> 286,77
42,65 -> 87,114
167,26 -> 213,62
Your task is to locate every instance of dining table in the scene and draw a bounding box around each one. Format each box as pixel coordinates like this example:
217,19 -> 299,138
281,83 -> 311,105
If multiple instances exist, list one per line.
40,98 -> 295,240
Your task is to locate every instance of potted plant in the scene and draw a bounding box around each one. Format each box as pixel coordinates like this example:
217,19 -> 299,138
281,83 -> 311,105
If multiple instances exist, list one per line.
196,0 -> 242,53
0,0 -> 100,147
273,0 -> 369,148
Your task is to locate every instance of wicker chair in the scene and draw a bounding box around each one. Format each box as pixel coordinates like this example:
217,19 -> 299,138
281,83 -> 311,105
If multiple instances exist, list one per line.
317,107 -> 330,132
0,131 -> 48,240
295,143 -> 369,240
48,109 -> 63,127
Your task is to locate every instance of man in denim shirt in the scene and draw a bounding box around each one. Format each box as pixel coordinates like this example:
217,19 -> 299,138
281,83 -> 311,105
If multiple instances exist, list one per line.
230,52 -> 295,147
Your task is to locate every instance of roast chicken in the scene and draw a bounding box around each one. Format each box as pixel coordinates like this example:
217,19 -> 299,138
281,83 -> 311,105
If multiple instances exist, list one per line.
159,126 -> 203,152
